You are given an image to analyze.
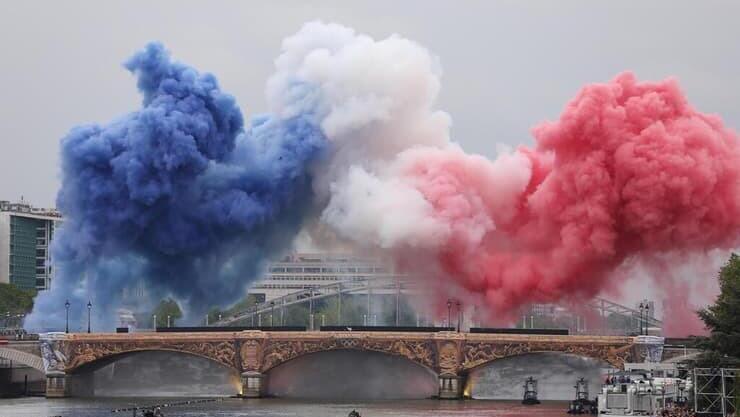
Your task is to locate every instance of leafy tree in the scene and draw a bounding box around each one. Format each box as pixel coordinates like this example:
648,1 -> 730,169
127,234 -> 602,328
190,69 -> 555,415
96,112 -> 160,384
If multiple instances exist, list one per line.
316,295 -> 368,326
0,283 -> 36,326
152,298 -> 182,328
697,253 -> 740,366
207,294 -> 263,325
281,303 -> 310,327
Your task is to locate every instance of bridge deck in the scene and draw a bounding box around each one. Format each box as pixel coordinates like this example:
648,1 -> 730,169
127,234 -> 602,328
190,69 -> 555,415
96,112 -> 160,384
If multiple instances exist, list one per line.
62,331 -> 634,344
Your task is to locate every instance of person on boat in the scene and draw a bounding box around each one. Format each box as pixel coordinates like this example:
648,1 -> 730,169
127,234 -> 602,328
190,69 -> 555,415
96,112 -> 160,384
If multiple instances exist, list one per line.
348,410 -> 361,417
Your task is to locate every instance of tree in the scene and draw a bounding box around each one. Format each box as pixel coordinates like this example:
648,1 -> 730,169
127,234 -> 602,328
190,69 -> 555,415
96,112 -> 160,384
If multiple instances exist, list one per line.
0,283 -> 36,326
697,253 -> 740,366
152,298 -> 182,328
207,294 -> 263,325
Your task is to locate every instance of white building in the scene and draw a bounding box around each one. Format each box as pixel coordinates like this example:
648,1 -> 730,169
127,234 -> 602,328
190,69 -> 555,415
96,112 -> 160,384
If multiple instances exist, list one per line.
247,253 -> 400,302
0,200 -> 62,290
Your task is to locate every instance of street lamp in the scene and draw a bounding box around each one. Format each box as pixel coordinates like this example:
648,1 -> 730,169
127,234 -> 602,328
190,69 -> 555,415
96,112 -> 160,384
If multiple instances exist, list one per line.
447,299 -> 453,329
86,301 -> 92,333
270,301 -> 275,327
456,300 -> 462,332
64,300 -> 70,333
644,304 -> 650,335
638,302 -> 648,335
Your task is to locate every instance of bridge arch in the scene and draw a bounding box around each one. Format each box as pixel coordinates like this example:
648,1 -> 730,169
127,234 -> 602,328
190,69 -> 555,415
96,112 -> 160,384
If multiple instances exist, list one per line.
259,337 -> 438,375
461,338 -> 633,371
66,347 -> 239,374
0,347 -> 45,373
65,349 -> 241,397
464,351 -> 614,400
265,348 -> 439,399
61,339 -> 240,374
463,350 -> 614,373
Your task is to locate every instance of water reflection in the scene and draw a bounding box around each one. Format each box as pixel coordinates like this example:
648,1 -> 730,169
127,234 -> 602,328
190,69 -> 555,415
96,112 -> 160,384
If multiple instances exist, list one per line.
0,397 -> 571,417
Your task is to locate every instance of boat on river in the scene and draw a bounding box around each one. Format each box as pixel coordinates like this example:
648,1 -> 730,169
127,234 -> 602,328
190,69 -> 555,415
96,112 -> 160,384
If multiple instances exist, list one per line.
566,377 -> 597,414
522,376 -> 541,405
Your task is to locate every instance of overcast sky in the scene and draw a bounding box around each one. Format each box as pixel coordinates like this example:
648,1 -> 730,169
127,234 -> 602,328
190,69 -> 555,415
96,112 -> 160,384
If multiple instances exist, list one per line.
2,1 -> 739,208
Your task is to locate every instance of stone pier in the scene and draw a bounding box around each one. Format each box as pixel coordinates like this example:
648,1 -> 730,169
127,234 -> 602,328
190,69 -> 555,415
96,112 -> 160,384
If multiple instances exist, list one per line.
438,374 -> 464,399
45,371 -> 67,398
240,371 -> 265,398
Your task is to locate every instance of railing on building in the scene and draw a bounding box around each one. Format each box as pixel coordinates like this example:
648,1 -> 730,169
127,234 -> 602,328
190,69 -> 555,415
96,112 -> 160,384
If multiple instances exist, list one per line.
213,275 -> 424,328
212,275 -> 663,332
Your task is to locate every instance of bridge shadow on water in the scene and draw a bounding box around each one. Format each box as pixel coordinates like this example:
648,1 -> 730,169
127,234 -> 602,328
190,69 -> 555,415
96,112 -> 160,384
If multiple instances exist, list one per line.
67,351 -> 240,397
265,349 -> 438,400
465,352 -> 614,401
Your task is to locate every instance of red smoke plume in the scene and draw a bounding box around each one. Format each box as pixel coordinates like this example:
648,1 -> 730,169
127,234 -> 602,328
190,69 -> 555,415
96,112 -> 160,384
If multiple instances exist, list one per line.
404,72 -> 740,335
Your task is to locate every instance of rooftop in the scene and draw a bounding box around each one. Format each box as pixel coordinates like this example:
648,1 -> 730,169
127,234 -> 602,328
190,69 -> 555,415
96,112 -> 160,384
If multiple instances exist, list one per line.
0,200 -> 62,219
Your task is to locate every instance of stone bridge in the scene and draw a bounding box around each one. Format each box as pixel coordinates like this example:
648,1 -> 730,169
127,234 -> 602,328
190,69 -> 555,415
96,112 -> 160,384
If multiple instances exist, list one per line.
2,331 -> 650,398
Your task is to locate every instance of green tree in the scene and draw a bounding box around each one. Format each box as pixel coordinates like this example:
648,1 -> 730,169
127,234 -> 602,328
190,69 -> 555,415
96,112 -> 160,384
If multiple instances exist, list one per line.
697,253 -> 740,366
153,298 -> 182,328
207,294 -> 263,325
282,303 -> 310,327
0,283 -> 36,326
316,295 -> 367,326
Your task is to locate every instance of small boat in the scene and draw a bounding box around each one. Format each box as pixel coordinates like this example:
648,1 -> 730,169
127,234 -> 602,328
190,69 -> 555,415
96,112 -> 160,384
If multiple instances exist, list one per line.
567,377 -> 597,414
522,376 -> 541,405
141,408 -> 164,417
348,410 -> 361,417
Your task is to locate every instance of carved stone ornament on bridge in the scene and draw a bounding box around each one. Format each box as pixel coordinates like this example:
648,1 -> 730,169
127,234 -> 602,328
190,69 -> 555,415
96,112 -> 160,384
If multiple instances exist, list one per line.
260,338 -> 436,372
462,341 -> 632,370
437,341 -> 460,376
39,339 -> 68,373
240,340 -> 262,372
62,340 -> 238,371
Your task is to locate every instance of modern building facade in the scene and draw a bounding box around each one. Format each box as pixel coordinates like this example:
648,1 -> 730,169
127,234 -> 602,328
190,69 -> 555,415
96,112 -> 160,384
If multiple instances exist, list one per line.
247,253 -> 398,302
0,200 -> 62,290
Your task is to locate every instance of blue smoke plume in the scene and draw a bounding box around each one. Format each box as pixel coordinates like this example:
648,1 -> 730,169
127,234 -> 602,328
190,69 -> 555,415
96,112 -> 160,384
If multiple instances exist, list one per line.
25,43 -> 326,330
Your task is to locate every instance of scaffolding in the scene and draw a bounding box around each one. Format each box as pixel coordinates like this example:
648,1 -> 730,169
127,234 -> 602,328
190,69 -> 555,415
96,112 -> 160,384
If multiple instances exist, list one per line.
694,368 -> 738,416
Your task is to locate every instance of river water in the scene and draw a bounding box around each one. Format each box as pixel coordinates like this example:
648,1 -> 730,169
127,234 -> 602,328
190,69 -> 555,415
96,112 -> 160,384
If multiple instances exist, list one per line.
0,398 -> 571,417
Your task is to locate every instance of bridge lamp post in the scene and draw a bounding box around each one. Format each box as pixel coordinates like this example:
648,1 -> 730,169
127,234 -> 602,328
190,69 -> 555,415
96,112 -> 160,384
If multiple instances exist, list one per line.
270,301 -> 275,327
447,299 -> 452,329
86,301 -> 92,333
167,315 -> 171,328
456,300 -> 462,332
64,300 -> 70,333
638,302 -> 645,336
644,304 -> 650,335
